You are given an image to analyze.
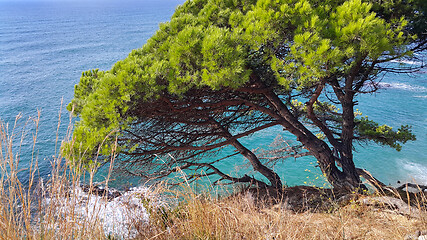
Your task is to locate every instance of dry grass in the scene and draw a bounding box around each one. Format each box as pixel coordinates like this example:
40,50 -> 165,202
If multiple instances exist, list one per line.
136,184 -> 426,240
0,111 -> 107,239
0,111 -> 426,240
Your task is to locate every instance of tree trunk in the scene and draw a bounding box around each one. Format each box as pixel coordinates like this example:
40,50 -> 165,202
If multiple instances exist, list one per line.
340,99 -> 362,189
263,89 -> 361,192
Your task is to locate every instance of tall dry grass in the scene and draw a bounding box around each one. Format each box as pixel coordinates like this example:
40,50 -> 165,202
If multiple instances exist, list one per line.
0,109 -> 108,239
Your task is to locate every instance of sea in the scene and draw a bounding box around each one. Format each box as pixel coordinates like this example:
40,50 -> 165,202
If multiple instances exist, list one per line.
1,0 -> 426,191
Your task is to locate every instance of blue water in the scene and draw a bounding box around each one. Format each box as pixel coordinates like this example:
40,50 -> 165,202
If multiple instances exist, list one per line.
0,0 -> 426,188
0,0 -> 184,185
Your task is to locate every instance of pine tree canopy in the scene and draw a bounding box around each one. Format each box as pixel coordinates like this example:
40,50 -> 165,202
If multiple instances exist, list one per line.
65,0 -> 425,190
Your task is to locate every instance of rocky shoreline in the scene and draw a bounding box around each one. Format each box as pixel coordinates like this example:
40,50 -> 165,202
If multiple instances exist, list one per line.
41,182 -> 162,239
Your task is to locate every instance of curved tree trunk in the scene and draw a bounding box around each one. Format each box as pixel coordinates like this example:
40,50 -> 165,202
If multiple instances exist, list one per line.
262,88 -> 362,192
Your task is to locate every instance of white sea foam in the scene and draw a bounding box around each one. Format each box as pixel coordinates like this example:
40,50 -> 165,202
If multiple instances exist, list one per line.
390,59 -> 424,65
378,82 -> 427,92
43,185 -> 162,239
398,159 -> 427,185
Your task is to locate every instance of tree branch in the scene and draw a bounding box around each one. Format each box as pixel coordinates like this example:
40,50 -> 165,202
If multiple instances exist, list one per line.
305,81 -> 342,150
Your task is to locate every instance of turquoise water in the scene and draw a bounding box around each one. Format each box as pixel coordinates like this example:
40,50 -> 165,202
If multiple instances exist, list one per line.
0,0 -> 425,188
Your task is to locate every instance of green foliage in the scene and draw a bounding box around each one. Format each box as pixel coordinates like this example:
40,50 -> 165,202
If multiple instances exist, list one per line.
67,69 -> 104,114
355,117 -> 416,151
371,0 -> 427,41
243,0 -> 410,88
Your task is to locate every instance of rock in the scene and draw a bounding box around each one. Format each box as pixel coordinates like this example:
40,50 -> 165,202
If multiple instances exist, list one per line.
404,230 -> 427,240
80,183 -> 122,200
359,196 -> 423,218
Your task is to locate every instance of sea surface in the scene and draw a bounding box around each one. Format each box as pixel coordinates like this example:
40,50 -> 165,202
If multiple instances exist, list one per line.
0,0 -> 426,189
